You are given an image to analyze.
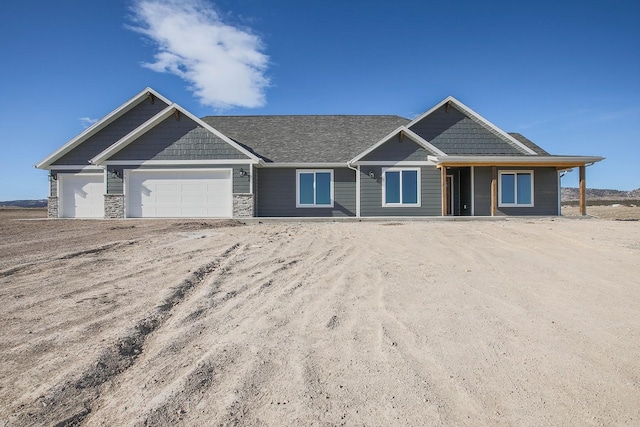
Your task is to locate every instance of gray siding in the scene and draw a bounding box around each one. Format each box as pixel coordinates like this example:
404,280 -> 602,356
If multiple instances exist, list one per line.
361,135 -> 430,161
256,168 -> 356,217
473,167 -> 559,216
109,115 -> 250,161
50,169 -> 103,197
360,165 -> 441,216
53,98 -> 169,165
107,164 -> 251,195
409,105 -> 525,155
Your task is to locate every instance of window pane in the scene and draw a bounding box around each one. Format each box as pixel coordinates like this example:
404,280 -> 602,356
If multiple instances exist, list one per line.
385,171 -> 400,203
517,173 -> 532,204
315,172 -> 331,205
402,170 -> 418,204
299,173 -> 314,205
501,173 -> 515,204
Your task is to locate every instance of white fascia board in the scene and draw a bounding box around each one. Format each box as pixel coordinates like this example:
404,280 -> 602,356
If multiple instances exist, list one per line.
48,165 -> 104,171
176,106 -> 261,162
103,159 -> 257,165
259,162 -> 347,168
35,87 -> 171,169
406,96 -> 538,156
356,160 -> 436,166
428,155 -> 605,165
90,105 -> 176,164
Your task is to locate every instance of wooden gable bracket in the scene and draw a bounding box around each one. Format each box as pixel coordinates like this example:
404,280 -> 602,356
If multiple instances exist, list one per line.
399,130 -> 403,143
445,101 -> 450,113
174,109 -> 181,121
148,93 -> 155,104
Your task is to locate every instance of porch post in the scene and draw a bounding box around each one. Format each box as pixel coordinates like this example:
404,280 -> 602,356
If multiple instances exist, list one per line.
441,166 -> 447,216
579,165 -> 586,216
491,166 -> 497,216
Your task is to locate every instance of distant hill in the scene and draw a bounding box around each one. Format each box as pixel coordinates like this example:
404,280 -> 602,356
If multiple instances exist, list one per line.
0,199 -> 48,208
562,187 -> 640,201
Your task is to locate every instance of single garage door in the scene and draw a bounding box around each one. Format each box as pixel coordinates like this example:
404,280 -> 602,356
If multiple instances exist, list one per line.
126,170 -> 232,218
60,174 -> 104,218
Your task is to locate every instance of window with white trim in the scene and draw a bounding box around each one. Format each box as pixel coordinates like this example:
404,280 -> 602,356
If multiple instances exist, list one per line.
499,170 -> 534,207
382,167 -> 420,206
296,170 -> 334,207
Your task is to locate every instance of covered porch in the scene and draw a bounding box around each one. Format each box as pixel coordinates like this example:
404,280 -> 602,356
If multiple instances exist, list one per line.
431,156 -> 605,217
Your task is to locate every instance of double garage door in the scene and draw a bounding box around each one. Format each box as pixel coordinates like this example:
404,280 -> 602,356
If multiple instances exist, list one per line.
126,170 -> 232,218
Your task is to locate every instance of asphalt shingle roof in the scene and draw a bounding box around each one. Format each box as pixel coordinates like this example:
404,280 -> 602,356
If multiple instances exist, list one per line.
200,115 -> 549,162
201,115 -> 410,163
508,133 -> 550,155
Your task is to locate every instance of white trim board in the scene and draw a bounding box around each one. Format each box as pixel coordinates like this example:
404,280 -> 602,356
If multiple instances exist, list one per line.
260,162 -> 347,168
355,161 -> 436,166
103,159 -> 256,166
48,165 -> 104,171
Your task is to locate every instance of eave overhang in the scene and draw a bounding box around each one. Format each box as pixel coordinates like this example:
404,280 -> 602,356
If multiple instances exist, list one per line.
429,155 -> 605,169
259,162 -> 347,168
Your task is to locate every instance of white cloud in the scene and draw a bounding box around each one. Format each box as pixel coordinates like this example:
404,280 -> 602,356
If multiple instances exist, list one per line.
129,0 -> 269,110
79,117 -> 98,128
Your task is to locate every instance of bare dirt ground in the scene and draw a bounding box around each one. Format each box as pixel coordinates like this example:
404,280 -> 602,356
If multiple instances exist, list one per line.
1,208 -> 639,426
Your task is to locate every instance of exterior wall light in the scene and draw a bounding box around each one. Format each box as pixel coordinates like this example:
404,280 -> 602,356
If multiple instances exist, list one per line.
109,169 -> 121,179
368,170 -> 375,179
239,168 -> 248,177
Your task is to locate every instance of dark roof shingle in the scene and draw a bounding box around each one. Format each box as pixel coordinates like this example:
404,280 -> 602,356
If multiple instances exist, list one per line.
201,115 -> 410,163
508,132 -> 550,155
200,115 -> 549,162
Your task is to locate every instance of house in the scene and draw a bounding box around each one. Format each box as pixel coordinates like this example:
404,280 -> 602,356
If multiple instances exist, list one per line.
35,88 -> 603,219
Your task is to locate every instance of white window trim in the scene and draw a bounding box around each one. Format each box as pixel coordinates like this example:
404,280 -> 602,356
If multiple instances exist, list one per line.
498,170 -> 534,207
382,167 -> 421,207
296,169 -> 335,208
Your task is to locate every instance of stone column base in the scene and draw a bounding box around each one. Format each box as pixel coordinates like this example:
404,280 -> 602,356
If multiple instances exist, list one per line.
104,194 -> 125,219
48,196 -> 59,218
233,194 -> 254,218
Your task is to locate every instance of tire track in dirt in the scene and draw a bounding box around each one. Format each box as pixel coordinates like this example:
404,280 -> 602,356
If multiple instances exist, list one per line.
9,243 -> 241,427
82,228 -> 312,425
0,241 -> 138,278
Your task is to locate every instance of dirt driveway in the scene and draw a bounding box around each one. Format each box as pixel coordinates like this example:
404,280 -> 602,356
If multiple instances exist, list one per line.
1,209 -> 639,426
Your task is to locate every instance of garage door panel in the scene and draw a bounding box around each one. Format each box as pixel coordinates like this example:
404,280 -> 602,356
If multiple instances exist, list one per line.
127,170 -> 232,218
156,183 -> 179,192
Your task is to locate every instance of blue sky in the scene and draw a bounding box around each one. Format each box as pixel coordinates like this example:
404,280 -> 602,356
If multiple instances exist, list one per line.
1,0 -> 638,200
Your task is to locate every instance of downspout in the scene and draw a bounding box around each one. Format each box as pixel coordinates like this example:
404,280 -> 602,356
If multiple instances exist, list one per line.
346,162 -> 360,217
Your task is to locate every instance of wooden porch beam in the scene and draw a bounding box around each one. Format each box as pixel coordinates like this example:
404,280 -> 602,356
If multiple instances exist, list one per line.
491,166 -> 497,216
441,166 -> 447,216
579,165 -> 586,216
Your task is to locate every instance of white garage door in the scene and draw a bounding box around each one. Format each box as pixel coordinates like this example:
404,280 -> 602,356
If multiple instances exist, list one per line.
60,174 -> 104,218
126,170 -> 232,218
